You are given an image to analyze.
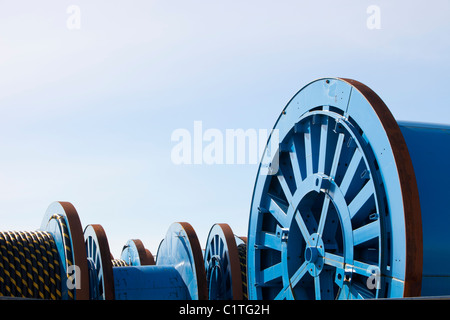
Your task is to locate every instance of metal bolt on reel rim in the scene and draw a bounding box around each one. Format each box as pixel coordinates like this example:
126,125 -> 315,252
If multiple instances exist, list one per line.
247,78 -> 422,300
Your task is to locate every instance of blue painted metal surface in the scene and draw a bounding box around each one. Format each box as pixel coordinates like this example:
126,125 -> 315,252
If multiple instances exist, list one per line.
156,222 -> 207,300
113,266 -> 190,300
120,239 -> 155,266
41,210 -> 73,300
247,78 -> 432,299
83,221 -> 206,300
398,121 -> 450,296
205,224 -> 233,300
84,224 -> 114,300
40,201 -> 89,300
120,240 -> 143,266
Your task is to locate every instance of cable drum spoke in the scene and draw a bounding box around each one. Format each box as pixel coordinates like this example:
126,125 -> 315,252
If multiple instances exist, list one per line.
317,196 -> 331,237
353,260 -> 380,278
339,148 -> 363,197
314,275 -> 321,300
318,116 -> 329,175
289,261 -> 308,289
289,138 -> 304,185
304,122 -> 314,177
294,211 -> 311,245
261,263 -> 283,285
262,197 -> 289,229
323,252 -> 345,269
277,175 -> 294,206
348,182 -> 375,220
274,285 -> 295,300
353,221 -> 380,247
330,133 -> 345,179
317,122 -> 346,243
259,231 -> 282,251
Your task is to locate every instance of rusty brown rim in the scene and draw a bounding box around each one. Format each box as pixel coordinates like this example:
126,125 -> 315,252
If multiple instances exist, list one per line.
42,201 -> 90,300
178,222 -> 208,300
84,224 -> 115,300
130,239 -> 155,266
340,78 -> 423,297
238,236 -> 248,244
144,249 -> 156,265
216,223 -> 244,300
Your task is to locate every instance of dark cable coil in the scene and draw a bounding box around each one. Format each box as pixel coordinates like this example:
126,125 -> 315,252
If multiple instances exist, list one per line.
0,230 -> 62,299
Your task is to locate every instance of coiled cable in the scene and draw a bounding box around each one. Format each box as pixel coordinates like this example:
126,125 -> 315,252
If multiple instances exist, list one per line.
0,213 -> 78,300
111,259 -> 128,267
238,243 -> 248,300
0,230 -> 62,299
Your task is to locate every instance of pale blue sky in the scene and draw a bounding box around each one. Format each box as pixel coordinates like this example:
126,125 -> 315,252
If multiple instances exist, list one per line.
0,0 -> 449,255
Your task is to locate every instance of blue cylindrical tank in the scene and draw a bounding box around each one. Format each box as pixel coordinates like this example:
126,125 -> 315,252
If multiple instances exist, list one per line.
113,266 -> 191,300
398,121 -> 450,296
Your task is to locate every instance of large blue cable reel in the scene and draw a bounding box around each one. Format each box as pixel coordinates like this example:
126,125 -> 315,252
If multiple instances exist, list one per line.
247,78 -> 450,300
